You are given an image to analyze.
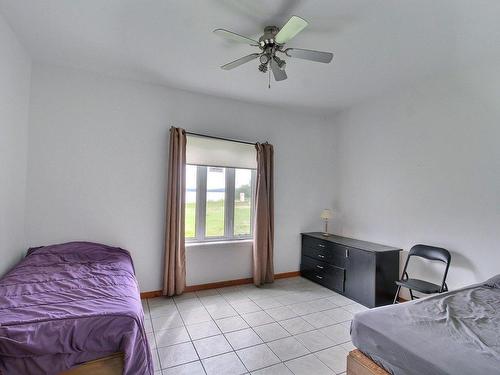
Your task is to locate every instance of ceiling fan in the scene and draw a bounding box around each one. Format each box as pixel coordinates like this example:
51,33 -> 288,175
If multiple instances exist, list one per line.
213,16 -> 333,85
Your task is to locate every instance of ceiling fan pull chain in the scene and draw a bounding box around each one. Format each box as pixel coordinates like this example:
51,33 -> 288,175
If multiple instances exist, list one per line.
268,68 -> 271,89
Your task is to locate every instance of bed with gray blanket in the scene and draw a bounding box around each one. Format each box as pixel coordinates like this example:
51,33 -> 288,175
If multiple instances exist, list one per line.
350,275 -> 500,375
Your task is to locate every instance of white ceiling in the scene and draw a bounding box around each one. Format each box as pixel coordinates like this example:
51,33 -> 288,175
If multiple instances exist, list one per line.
1,0 -> 499,113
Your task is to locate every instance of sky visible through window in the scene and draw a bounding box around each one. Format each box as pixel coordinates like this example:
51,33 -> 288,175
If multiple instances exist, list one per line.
186,165 -> 197,203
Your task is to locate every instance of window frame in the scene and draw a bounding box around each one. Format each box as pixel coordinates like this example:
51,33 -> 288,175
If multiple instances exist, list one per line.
186,164 -> 256,243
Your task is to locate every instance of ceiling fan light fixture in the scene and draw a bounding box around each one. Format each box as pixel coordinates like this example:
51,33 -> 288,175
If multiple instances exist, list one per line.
259,54 -> 270,64
273,56 -> 286,70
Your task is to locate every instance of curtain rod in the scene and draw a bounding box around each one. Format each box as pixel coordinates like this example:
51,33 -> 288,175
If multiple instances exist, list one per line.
186,131 -> 256,146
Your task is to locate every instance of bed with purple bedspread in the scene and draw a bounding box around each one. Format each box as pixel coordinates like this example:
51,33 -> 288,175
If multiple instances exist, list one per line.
0,242 -> 153,375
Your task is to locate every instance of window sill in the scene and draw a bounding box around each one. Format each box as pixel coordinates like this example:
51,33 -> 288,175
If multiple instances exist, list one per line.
186,239 -> 253,248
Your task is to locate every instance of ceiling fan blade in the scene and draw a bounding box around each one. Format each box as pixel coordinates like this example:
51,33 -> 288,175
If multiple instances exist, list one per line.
270,58 -> 287,81
213,28 -> 259,45
285,48 -> 333,63
221,53 -> 260,70
275,15 -> 308,44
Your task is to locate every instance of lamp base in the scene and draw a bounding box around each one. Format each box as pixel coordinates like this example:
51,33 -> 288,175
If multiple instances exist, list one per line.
322,232 -> 330,237
322,219 -> 329,237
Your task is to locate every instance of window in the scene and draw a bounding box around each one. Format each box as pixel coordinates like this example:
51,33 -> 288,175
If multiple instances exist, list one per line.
185,165 -> 197,239
234,168 -> 252,236
184,133 -> 257,242
206,167 -> 225,237
185,165 -> 255,242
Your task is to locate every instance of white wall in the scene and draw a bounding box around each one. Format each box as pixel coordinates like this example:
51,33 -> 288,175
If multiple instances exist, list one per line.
11,45 -> 500,295
333,63 -> 500,290
26,64 -> 335,291
0,14 -> 31,277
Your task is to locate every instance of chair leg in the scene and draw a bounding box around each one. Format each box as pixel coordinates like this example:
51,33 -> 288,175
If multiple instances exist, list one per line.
409,289 -> 415,301
393,285 -> 401,304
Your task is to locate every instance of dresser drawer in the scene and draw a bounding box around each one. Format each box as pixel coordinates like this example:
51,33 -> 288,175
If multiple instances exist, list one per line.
302,236 -> 334,252
302,238 -> 347,268
301,256 -> 345,293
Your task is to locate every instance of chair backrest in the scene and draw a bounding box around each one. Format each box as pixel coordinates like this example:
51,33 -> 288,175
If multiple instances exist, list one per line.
408,244 -> 451,264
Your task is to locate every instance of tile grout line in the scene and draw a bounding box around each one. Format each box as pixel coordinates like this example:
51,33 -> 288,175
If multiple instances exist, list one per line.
219,286 -> 271,374
221,284 -> 311,373
148,278 -> 357,374
214,284 -> 287,373
172,295 -> 209,375
145,299 -> 162,373
153,319 -> 350,370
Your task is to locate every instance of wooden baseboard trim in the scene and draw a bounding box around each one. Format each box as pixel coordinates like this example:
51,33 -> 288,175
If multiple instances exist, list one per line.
184,277 -> 253,293
274,271 -> 301,279
140,271 -> 301,299
140,290 -> 163,299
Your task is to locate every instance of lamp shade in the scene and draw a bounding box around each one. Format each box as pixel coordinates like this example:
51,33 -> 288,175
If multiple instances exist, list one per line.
320,209 -> 332,220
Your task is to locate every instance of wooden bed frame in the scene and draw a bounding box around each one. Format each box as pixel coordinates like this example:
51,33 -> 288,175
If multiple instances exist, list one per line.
59,353 -> 124,375
58,349 -> 385,375
59,349 -> 384,375
347,350 -> 390,375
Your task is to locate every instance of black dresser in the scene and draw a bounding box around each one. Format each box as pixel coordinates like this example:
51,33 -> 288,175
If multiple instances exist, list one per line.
301,232 -> 401,308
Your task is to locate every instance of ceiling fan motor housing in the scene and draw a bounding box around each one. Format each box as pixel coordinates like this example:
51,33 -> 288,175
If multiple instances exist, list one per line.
259,26 -> 280,48
257,26 -> 284,73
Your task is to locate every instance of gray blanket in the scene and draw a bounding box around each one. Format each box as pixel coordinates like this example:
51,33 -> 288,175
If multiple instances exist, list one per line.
351,275 -> 500,375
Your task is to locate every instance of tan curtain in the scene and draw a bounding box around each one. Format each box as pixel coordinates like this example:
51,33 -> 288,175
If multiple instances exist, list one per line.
163,127 -> 187,296
253,142 -> 274,286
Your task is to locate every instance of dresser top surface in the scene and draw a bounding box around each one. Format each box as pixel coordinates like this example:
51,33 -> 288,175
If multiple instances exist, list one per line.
302,232 -> 402,253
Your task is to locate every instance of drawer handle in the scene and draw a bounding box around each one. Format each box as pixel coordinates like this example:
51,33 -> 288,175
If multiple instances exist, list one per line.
317,254 -> 325,258
315,275 -> 323,279
318,244 -> 325,248
316,265 -> 324,269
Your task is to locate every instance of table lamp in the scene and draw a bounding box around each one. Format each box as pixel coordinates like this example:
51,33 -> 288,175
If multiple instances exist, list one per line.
320,209 -> 332,236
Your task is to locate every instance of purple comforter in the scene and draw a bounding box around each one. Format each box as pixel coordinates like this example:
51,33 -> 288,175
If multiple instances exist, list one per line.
0,242 -> 153,375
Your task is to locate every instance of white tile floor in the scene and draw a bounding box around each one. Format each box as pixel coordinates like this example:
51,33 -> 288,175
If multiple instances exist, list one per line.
143,276 -> 369,375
